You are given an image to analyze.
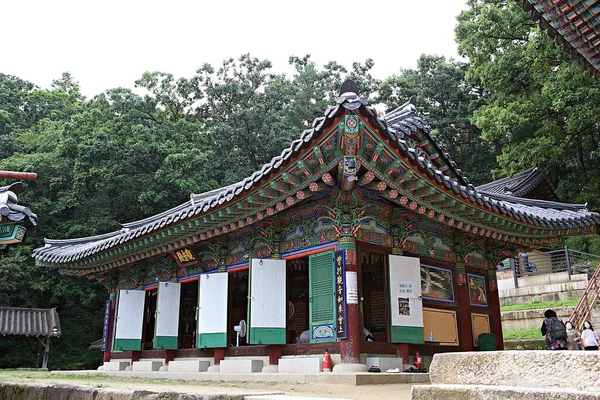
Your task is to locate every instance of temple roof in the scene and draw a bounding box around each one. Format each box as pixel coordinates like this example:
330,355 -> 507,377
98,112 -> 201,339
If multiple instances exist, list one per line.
0,307 -> 61,338
520,0 -> 600,79
476,167 -> 558,201
32,84 -> 600,267
0,182 -> 37,227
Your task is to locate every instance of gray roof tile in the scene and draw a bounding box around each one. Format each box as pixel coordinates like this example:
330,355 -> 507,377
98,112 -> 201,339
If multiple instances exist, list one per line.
0,307 -> 61,337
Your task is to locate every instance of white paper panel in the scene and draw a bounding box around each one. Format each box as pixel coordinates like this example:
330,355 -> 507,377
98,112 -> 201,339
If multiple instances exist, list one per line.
250,259 -> 286,328
198,272 -> 229,334
389,255 -> 423,327
114,289 -> 145,340
155,282 -> 181,337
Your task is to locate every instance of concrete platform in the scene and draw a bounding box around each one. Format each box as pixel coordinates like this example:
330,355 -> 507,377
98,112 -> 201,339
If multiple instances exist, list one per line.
53,369 -> 430,386
99,360 -> 129,371
365,357 -> 403,372
412,384 -> 600,400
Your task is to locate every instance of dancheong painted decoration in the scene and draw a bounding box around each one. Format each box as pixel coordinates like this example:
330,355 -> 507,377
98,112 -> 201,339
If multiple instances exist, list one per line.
32,80 -> 599,369
0,181 -> 37,250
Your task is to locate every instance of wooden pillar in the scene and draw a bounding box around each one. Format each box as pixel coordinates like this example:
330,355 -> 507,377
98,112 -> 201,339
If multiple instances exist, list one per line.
165,350 -> 175,365
396,343 -> 409,364
131,351 -> 140,362
214,348 -> 226,365
488,269 -> 504,350
455,262 -> 474,351
103,292 -> 117,364
269,345 -> 282,365
41,337 -> 51,369
338,237 -> 361,363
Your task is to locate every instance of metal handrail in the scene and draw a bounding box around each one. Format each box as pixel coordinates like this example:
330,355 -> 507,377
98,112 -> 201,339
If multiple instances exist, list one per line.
569,264 -> 600,331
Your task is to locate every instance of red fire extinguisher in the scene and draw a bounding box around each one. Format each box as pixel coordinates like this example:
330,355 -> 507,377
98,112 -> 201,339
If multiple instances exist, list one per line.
323,348 -> 332,372
414,351 -> 422,369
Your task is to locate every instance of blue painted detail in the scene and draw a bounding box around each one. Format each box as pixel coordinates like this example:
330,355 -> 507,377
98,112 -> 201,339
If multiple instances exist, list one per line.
282,242 -> 337,259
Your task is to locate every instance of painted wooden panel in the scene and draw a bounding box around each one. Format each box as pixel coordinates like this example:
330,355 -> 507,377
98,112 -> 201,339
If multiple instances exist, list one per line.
389,255 -> 424,343
471,312 -> 491,346
423,307 -> 459,346
154,282 -> 181,349
197,272 -> 228,348
309,251 -> 336,342
249,259 -> 286,344
114,289 -> 145,351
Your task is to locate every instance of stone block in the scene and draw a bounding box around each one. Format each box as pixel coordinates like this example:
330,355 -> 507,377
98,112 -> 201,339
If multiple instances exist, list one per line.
429,350 -> 600,388
365,357 -> 402,372
167,360 -> 210,372
278,357 -> 322,373
101,361 -> 130,371
412,384 -> 600,400
331,363 -> 368,373
220,359 -> 263,373
131,360 -> 163,372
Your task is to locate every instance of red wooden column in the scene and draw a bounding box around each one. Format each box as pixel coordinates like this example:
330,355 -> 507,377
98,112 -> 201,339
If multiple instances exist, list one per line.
102,292 -> 117,364
214,348 -> 226,365
488,269 -> 504,350
455,262 -> 474,351
339,237 -> 361,364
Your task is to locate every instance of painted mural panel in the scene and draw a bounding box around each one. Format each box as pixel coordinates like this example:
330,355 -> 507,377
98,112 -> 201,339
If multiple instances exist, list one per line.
468,273 -> 487,307
420,264 -> 454,302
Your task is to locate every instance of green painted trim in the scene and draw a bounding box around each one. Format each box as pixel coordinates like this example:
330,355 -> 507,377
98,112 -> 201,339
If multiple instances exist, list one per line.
391,326 -> 424,344
196,332 -> 227,348
113,338 -> 142,351
153,335 -> 178,350
249,327 -> 286,345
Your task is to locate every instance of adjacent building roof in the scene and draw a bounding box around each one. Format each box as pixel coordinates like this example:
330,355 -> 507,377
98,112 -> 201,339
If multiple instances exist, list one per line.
0,182 -> 37,227
32,83 -> 600,268
476,167 -> 558,201
520,0 -> 600,79
0,307 -> 61,337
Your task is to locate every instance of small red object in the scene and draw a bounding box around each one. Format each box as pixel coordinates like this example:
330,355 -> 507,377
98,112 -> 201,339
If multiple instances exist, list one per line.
323,349 -> 332,372
414,351 -> 422,369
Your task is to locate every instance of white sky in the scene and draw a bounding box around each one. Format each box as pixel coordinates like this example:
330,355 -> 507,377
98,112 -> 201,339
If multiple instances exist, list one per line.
2,0 -> 468,98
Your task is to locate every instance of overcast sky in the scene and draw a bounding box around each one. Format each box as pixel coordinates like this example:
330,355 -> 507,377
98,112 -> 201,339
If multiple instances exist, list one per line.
2,0 -> 468,97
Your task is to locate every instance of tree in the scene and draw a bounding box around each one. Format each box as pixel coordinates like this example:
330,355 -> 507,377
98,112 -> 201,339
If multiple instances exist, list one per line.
456,0 -> 600,206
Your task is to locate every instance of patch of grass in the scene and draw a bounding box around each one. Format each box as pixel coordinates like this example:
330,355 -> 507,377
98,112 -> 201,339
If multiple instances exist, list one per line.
502,328 -> 542,340
500,299 -> 578,312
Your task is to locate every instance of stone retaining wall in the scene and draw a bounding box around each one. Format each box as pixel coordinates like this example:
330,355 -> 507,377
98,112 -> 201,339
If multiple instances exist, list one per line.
0,381 -> 245,400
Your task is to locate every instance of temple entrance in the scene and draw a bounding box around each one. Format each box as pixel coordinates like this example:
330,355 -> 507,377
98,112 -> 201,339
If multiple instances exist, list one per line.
141,288 -> 157,350
178,280 -> 198,349
361,251 -> 389,342
228,269 -> 249,347
287,257 -> 309,344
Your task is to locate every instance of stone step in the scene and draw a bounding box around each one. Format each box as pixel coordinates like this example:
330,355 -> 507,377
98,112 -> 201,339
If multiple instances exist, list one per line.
278,357 -> 322,373
412,384 -> 600,400
168,360 -> 210,372
245,396 -> 352,400
132,360 -> 163,372
220,359 -> 263,373
99,361 -> 130,371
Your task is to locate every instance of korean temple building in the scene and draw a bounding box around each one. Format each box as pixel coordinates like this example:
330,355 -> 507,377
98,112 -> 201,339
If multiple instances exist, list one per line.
32,80 -> 600,371
0,181 -> 37,251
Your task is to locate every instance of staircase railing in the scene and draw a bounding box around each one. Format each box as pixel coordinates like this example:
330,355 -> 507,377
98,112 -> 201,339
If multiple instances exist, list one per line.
569,264 -> 600,330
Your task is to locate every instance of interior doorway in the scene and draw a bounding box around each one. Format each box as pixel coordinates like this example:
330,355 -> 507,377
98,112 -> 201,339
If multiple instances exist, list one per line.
361,251 -> 389,342
228,269 -> 249,347
178,280 -> 198,348
287,257 -> 309,344
141,288 -> 157,350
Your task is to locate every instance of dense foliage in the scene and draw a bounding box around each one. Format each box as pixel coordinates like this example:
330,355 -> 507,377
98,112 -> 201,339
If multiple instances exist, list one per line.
1,0 -> 599,369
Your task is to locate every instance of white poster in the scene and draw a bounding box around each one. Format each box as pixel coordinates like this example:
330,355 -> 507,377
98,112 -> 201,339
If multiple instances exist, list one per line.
389,255 -> 423,327
346,271 -> 358,304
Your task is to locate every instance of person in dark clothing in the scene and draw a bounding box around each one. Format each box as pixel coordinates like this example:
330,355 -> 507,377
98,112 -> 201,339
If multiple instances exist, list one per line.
541,309 -> 567,350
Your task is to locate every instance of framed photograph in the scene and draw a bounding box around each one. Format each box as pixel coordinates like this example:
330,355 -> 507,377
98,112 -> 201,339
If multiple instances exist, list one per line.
468,273 -> 487,307
420,264 -> 454,302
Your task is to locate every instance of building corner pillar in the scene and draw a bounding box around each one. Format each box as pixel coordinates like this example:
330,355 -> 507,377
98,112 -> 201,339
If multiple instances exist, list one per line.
455,262 -> 474,351
488,269 -> 504,350
337,236 -> 361,365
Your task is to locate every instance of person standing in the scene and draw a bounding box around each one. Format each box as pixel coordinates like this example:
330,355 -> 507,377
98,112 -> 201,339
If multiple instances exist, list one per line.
541,309 -> 567,350
581,320 -> 599,350
565,321 -> 582,350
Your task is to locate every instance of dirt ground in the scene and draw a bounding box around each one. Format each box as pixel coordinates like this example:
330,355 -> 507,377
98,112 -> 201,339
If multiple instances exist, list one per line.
0,371 -> 417,399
